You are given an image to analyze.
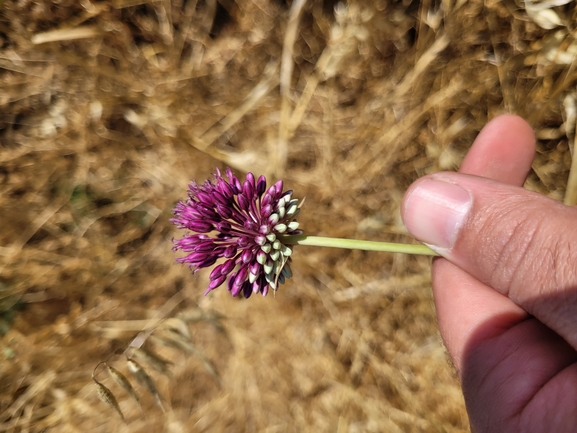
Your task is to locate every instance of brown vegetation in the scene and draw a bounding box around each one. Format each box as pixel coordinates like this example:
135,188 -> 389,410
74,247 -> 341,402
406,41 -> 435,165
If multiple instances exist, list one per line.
1,0 -> 576,431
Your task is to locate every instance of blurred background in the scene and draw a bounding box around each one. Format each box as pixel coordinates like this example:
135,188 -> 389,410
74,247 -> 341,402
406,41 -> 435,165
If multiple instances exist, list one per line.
0,0 -> 576,431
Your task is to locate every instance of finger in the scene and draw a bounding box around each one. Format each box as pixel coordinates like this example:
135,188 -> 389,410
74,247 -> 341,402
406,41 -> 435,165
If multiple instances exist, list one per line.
458,114 -> 536,183
404,172 -> 577,350
432,114 -> 535,364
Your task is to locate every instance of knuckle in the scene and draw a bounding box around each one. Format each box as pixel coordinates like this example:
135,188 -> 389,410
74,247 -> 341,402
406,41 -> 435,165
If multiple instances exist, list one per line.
485,204 -> 577,306
475,199 -> 547,297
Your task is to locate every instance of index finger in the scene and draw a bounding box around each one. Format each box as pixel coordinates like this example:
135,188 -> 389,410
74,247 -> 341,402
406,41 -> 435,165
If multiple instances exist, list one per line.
431,114 -> 535,369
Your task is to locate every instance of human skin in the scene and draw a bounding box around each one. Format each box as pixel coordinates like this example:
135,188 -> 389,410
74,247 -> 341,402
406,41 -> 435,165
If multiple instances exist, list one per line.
401,115 -> 577,432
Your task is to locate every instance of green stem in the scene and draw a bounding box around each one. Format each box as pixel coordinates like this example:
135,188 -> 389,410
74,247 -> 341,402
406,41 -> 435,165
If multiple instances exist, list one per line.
280,235 -> 438,256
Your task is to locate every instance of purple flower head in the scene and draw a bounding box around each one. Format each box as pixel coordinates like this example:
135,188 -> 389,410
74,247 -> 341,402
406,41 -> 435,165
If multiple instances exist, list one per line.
172,168 -> 303,298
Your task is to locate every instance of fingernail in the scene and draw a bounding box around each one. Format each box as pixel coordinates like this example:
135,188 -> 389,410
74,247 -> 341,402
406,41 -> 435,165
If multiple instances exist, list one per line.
403,179 -> 472,250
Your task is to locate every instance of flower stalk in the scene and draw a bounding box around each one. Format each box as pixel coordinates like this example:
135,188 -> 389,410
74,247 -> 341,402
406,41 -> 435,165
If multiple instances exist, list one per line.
280,235 -> 437,256
172,167 -> 437,298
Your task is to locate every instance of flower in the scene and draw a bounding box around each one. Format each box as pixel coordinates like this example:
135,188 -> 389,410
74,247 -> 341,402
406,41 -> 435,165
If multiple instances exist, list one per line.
171,167 -> 302,298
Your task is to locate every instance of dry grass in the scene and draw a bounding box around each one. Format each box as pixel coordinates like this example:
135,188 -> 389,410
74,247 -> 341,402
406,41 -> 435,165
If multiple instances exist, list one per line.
0,0 -> 576,431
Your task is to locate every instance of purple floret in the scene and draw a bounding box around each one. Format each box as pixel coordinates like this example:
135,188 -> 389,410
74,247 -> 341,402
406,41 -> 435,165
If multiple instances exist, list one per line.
172,168 -> 302,297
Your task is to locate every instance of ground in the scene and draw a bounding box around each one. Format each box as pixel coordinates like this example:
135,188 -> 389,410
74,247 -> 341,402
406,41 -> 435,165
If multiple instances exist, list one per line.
0,0 -> 575,431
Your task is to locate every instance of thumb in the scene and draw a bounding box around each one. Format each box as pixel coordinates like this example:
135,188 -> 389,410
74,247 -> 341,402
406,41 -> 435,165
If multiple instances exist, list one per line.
402,173 -> 577,348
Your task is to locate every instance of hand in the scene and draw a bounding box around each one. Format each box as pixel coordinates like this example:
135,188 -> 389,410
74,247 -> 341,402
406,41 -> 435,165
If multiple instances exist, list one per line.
401,115 -> 577,432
